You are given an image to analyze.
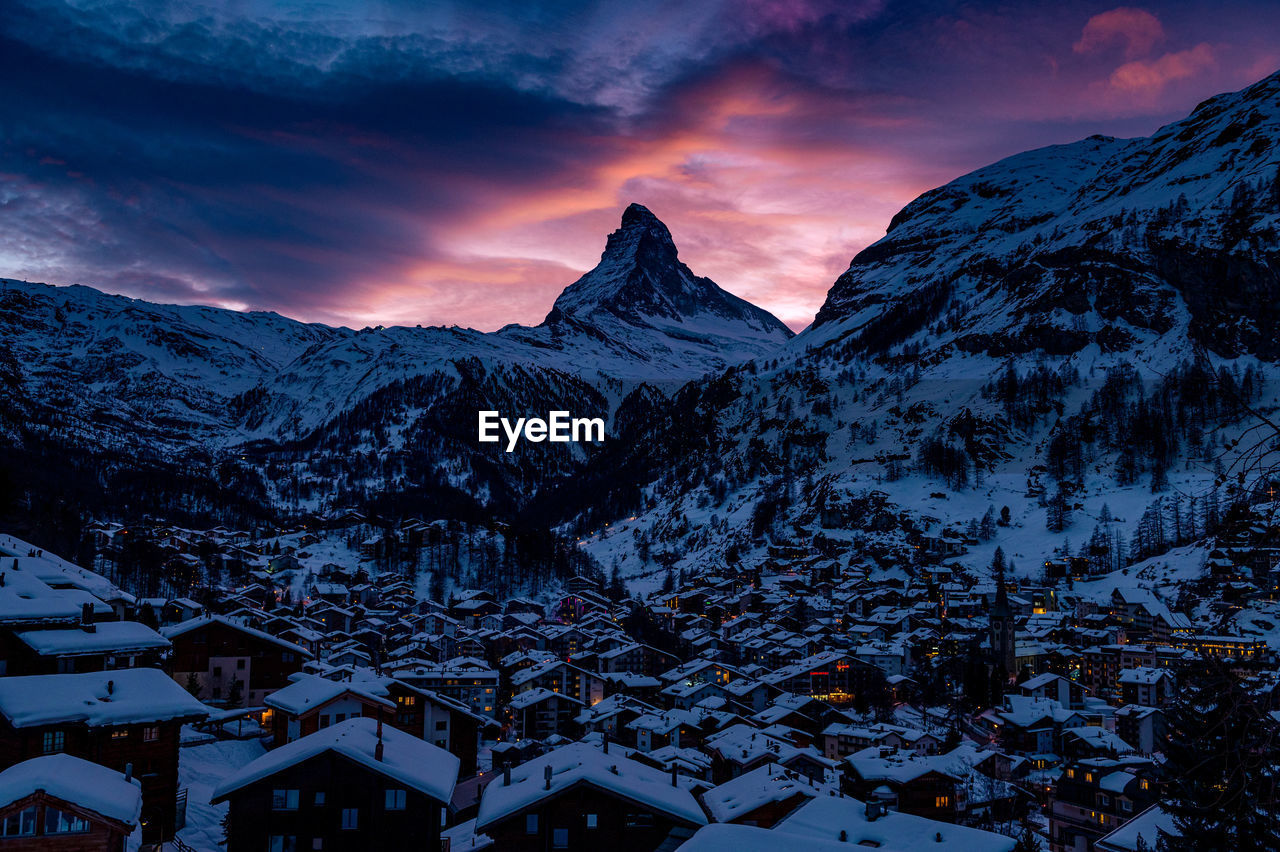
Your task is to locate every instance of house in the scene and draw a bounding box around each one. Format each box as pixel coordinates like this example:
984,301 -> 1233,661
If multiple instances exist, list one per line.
474,742 -> 707,851
0,669 -> 208,844
265,674 -> 394,748
842,747 -> 962,822
1049,758 -> 1162,852
510,689 -> 585,741
212,717 -> 458,852
1117,668 -> 1175,707
10,618 -> 170,675
163,615 -> 311,708
776,794 -> 1017,849
0,754 -> 142,851
1019,672 -> 1089,710
698,763 -> 815,827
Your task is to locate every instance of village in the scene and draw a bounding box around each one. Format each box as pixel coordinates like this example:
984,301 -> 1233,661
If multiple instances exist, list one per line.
0,502 -> 1275,852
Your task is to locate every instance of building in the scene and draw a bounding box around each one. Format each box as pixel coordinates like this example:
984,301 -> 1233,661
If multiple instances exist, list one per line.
163,615 -> 310,708
0,669 -> 208,843
475,742 -> 707,851
213,717 -> 458,852
1049,758 -> 1162,852
0,754 -> 142,851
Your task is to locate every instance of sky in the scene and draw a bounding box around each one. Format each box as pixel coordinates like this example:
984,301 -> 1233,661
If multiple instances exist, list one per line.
2,1 -> 1278,331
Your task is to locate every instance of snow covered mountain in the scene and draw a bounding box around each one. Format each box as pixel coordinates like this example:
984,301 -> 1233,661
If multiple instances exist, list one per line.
810,69 -> 1280,362
0,205 -> 790,446
568,68 -> 1280,593
0,205 -> 793,519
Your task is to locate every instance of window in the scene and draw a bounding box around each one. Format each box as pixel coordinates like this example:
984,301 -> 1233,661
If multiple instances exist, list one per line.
272,789 -> 300,811
314,792 -> 326,806
1098,794 -> 1110,807
312,840 -> 323,851
385,789 -> 407,811
435,720 -> 448,731
268,836 -> 297,852
111,729 -> 129,740
625,814 -> 654,829
586,814 -> 598,829
143,726 -> 159,742
341,809 -> 359,830
526,814 -> 539,834
334,714 -> 346,724
1,807 -> 36,837
319,715 -> 330,729
214,666 -> 223,677
934,796 -> 950,809
1121,800 -> 1133,813
44,808 -> 89,834
237,659 -> 246,669
41,731 -> 64,754
553,827 -> 570,848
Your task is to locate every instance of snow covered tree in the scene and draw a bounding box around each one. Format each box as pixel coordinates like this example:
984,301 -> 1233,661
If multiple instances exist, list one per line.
1161,660 -> 1280,850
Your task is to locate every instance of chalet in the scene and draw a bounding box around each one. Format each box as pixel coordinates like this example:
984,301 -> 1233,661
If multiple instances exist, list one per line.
698,763 -> 814,827
842,747 -> 962,822
1019,672 -> 1089,710
0,754 -> 142,851
1117,668 -> 1175,707
163,615 -> 310,708
0,669 -> 208,844
510,688 -> 584,741
474,742 -> 707,851
265,674 -> 394,747
1049,758 -> 1162,852
10,617 -> 169,675
213,717 -> 458,852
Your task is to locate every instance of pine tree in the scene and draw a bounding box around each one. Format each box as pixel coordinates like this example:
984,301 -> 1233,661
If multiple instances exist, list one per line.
1161,660 -> 1280,850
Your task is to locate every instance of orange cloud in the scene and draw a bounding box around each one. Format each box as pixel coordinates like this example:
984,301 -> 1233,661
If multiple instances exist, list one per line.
1109,43 -> 1216,97
1074,7 -> 1165,58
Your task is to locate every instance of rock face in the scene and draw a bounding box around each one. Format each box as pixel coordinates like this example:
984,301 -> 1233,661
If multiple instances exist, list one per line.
810,70 -> 1280,361
548,203 -> 794,341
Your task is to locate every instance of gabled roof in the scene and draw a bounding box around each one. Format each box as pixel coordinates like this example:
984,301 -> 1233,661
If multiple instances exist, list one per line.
476,742 -> 706,831
161,614 -> 311,658
0,754 -> 142,826
213,717 -> 458,804
0,669 -> 208,728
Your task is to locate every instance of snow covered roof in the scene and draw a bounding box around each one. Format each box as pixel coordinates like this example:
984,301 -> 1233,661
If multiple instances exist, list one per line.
1096,805 -> 1180,852
0,669 -> 209,727
0,754 -> 142,826
213,717 -> 458,804
161,614 -> 311,658
265,674 -> 394,715
699,764 -> 815,823
476,742 -> 707,831
775,796 -> 1018,852
680,823 -> 851,852
16,621 -> 170,657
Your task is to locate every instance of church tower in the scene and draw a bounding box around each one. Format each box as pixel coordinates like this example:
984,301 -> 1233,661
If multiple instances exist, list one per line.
990,567 -> 1016,675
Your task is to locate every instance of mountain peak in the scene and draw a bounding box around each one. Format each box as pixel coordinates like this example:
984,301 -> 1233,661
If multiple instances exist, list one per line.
545,205 -> 793,343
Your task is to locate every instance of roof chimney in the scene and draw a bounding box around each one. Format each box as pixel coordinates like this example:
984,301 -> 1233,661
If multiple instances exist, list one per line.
602,733 -> 609,755
670,766 -> 678,788
124,763 -> 132,783
107,679 -> 114,696
375,716 -> 385,761
81,603 -> 96,633
503,764 -> 512,786
544,765 -> 553,790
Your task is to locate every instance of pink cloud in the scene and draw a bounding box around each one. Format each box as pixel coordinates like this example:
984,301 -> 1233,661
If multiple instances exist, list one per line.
1074,7 -> 1165,58
1108,42 -> 1217,98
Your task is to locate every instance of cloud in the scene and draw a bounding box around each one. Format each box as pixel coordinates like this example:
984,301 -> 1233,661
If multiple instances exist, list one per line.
1074,7 -> 1165,58
1107,43 -> 1217,97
